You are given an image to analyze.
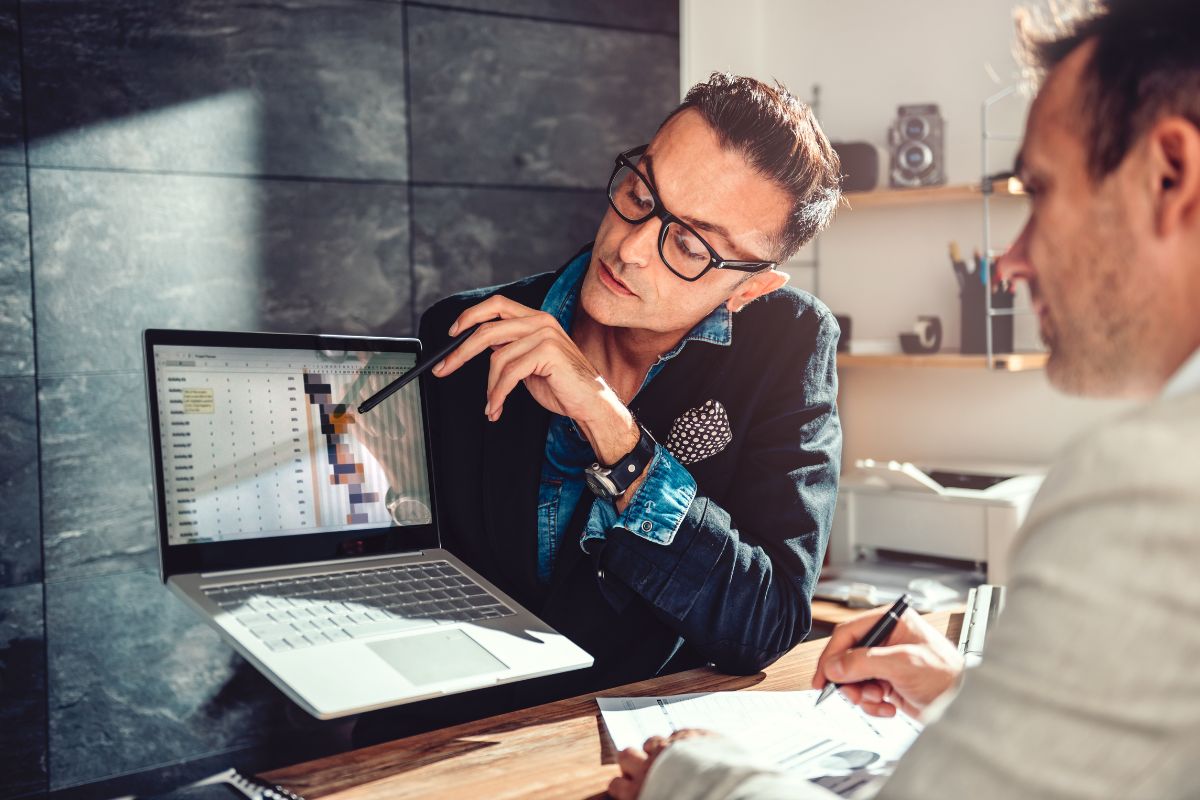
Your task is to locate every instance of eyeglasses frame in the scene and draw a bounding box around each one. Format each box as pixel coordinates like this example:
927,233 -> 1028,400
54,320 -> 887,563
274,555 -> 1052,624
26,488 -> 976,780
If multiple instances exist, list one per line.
606,145 -> 778,282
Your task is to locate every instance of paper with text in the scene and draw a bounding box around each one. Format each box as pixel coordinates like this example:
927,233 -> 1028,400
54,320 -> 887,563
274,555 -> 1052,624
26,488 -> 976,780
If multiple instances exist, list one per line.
597,690 -> 922,797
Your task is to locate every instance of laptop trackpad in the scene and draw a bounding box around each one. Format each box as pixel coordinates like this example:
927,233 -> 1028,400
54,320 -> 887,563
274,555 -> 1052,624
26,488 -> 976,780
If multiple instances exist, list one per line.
367,629 -> 508,687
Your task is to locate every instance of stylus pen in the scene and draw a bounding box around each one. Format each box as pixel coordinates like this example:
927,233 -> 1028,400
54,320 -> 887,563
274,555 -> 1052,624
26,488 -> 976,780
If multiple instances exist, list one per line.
357,323 -> 482,414
815,593 -> 912,707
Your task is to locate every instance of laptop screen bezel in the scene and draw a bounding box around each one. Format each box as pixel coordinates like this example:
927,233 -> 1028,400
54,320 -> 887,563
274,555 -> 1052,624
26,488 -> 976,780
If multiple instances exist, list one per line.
144,328 -> 442,580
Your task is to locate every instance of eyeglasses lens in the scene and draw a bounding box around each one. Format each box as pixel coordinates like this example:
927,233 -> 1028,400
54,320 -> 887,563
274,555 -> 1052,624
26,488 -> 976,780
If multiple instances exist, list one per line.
608,165 -> 711,279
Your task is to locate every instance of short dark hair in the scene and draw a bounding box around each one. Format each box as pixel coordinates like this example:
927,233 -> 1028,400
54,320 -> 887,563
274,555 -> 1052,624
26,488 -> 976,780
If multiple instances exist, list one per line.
1018,0 -> 1200,180
662,73 -> 842,262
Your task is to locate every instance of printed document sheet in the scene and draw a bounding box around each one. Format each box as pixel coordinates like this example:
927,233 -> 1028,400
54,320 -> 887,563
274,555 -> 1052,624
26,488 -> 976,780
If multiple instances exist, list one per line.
597,690 -> 922,796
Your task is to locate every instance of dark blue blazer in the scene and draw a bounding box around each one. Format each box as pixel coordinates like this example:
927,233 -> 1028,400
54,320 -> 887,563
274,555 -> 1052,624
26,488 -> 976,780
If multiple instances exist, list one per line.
417,248 -> 841,710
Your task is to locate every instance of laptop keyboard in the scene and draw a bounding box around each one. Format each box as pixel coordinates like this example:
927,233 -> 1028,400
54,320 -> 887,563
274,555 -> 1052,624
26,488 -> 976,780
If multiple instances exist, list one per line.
203,560 -> 515,653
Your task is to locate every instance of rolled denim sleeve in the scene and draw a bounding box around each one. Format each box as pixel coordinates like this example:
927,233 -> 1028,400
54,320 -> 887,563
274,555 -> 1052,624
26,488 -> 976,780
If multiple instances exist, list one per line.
580,445 -> 698,551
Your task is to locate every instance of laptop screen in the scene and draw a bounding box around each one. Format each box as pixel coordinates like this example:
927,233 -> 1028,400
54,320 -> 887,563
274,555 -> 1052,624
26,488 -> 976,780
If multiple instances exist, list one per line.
149,338 -> 433,549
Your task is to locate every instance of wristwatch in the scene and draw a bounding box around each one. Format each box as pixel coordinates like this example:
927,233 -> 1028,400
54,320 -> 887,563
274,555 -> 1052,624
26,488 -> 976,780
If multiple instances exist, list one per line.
585,423 -> 657,499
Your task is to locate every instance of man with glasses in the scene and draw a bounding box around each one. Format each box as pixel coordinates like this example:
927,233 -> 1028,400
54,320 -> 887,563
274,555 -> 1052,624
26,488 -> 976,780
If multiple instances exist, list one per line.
399,73 -> 843,728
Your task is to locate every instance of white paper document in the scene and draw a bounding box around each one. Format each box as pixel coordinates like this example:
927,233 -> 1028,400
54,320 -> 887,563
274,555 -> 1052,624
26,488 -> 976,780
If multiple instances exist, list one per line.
597,690 -> 922,797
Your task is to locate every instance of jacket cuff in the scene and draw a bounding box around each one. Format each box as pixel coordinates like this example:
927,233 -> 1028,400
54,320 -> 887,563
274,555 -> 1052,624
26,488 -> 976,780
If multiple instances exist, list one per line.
579,445 -> 697,552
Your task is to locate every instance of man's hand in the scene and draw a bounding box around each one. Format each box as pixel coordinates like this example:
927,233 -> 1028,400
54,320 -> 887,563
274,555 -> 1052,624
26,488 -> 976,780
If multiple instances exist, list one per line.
812,608 -> 964,719
432,295 -> 639,466
608,730 -> 715,800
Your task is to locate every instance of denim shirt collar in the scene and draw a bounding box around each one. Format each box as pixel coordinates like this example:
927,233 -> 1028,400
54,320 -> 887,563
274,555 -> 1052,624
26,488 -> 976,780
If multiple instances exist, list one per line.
540,249 -> 733,363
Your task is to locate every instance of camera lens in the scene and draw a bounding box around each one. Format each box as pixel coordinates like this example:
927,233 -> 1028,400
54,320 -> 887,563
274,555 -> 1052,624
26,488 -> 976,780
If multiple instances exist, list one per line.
900,142 -> 932,172
902,117 -> 928,140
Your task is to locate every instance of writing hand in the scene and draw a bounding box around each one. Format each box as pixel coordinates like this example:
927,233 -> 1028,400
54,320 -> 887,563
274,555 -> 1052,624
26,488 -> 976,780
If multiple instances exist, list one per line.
812,607 -> 964,718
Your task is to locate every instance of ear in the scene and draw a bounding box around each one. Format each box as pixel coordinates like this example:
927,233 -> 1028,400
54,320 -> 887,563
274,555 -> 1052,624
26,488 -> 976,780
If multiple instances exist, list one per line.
724,269 -> 789,313
1148,116 -> 1200,238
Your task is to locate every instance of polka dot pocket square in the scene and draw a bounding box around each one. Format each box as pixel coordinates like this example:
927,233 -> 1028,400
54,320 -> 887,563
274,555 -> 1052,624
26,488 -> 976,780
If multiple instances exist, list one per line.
665,400 -> 732,465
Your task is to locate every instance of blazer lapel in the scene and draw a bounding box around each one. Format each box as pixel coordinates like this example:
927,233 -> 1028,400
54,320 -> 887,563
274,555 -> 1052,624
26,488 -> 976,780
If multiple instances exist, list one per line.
541,488 -> 592,610
481,382 -> 550,604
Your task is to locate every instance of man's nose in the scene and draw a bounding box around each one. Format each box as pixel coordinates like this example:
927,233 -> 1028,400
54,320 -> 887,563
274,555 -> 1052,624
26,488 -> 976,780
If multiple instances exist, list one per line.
995,221 -> 1033,287
615,213 -> 661,270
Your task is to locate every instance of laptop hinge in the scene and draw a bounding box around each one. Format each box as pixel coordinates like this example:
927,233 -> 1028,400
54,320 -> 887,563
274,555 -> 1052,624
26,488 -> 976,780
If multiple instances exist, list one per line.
199,550 -> 426,579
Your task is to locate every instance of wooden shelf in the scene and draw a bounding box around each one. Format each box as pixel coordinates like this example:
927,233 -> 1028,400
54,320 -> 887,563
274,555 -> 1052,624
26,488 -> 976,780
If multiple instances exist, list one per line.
843,179 -> 1024,210
837,352 -> 1048,372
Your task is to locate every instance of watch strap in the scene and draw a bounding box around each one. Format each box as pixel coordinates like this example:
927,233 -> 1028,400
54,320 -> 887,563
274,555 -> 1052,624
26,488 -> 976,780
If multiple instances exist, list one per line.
588,423 -> 657,497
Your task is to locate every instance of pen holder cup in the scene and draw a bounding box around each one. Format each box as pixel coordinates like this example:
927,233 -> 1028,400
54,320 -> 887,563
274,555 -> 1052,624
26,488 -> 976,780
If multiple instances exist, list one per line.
960,283 -> 1014,355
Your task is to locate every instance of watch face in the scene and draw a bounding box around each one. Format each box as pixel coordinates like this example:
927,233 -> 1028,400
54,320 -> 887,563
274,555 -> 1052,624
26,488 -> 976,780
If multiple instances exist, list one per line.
585,468 -> 617,498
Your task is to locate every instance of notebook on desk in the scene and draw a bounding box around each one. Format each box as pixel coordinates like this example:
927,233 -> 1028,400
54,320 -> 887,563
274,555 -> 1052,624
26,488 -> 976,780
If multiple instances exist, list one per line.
144,328 -> 591,719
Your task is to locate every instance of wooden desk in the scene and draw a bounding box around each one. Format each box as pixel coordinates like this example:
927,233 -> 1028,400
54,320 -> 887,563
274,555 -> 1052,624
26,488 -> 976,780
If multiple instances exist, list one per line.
810,600 -> 967,628
264,612 -> 961,800
810,599 -> 876,627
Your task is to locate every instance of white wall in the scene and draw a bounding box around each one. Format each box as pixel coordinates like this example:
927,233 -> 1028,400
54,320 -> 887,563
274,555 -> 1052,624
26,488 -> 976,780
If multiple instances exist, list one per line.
682,0 -> 1130,468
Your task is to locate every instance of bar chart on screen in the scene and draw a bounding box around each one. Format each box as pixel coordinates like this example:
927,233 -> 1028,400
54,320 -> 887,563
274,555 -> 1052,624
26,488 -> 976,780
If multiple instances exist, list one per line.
155,346 -> 430,545
303,370 -> 414,527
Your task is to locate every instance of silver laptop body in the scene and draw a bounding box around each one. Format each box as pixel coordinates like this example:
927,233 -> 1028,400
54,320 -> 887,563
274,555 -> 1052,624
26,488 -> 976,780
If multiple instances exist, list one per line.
144,329 -> 592,719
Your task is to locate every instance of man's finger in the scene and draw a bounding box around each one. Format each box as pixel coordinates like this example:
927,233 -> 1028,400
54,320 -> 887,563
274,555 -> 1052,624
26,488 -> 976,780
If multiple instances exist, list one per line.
616,747 -> 649,780
643,735 -> 669,757
668,728 -> 712,742
484,326 -> 559,399
859,699 -> 898,718
860,679 -> 890,703
433,316 -> 541,378
607,775 -> 637,800
825,644 -> 918,687
485,341 -> 561,421
836,681 -> 864,705
448,295 -> 542,336
812,610 -> 892,689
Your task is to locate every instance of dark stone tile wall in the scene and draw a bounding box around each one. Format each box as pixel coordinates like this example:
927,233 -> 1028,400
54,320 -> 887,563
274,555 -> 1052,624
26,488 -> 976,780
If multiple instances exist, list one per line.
408,6 -> 678,187
0,1 -> 21,166
37,373 -> 157,581
30,170 -> 411,377
0,377 -> 40,588
45,571 -> 301,790
412,185 -> 605,316
0,165 -> 32,375
418,0 -> 679,34
21,0 -> 409,179
1,0 -> 678,795
0,583 -> 47,798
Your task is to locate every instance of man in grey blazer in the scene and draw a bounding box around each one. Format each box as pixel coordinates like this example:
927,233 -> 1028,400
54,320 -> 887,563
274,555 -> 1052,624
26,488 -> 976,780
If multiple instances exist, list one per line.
609,0 -> 1200,797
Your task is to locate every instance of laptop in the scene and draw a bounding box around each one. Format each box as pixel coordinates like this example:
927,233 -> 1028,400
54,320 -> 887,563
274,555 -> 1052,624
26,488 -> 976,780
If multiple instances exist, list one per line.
144,328 -> 592,719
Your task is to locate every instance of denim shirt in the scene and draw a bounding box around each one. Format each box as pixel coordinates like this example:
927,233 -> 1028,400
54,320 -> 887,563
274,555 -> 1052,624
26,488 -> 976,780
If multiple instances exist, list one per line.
535,251 -> 732,582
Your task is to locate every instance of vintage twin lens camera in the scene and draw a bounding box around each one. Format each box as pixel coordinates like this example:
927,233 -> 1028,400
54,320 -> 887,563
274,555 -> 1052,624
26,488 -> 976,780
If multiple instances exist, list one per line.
888,104 -> 945,188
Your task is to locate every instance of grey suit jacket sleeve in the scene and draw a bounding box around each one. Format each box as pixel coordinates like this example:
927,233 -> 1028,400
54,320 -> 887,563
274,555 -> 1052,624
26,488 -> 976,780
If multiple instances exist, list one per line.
641,737 -> 839,800
641,393 -> 1200,800
881,393 -> 1200,799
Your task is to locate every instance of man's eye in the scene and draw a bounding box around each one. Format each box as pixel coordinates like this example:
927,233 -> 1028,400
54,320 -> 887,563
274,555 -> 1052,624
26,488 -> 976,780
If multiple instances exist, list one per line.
626,187 -> 652,210
675,234 -> 708,261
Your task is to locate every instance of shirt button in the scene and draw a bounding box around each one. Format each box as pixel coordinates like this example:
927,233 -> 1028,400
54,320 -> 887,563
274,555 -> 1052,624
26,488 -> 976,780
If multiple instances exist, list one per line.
597,569 -> 606,580
641,521 -> 653,533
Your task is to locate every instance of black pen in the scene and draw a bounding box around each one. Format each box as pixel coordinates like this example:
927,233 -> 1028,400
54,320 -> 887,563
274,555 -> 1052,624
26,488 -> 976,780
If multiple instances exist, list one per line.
357,323 -> 482,414
815,593 -> 912,706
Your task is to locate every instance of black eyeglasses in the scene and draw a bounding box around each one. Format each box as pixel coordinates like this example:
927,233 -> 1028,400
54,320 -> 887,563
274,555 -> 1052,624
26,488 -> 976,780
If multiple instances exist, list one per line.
606,145 -> 777,282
